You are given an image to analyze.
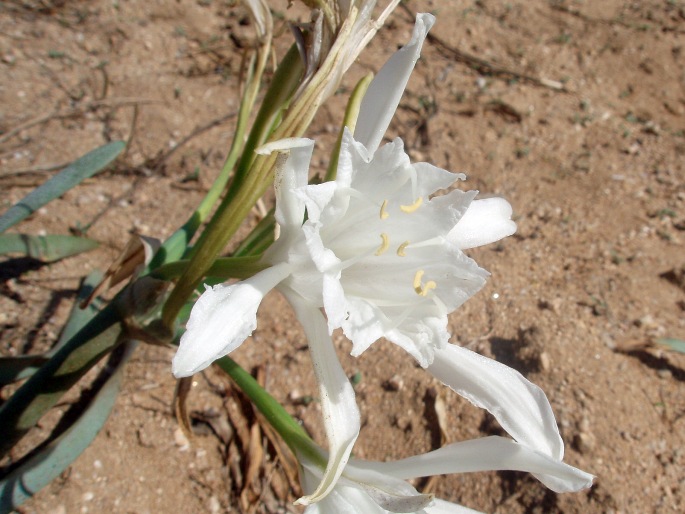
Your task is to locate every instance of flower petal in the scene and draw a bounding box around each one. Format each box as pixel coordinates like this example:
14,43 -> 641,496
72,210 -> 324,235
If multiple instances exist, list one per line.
342,463 -> 433,512
365,436 -> 593,494
426,499 -> 483,514
303,480 -> 388,514
354,13 -> 435,154
301,456 -> 433,514
286,293 -> 361,505
427,343 -> 564,459
447,198 -> 517,250
172,263 -> 290,377
257,137 -> 314,231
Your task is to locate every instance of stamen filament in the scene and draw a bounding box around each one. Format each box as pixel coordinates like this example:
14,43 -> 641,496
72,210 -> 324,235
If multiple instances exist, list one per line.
335,246 -> 377,272
405,236 -> 442,249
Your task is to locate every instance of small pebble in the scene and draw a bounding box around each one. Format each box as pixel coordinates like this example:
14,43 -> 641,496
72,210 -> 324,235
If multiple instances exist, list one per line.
574,432 -> 596,454
174,427 -> 190,450
657,368 -> 673,380
208,496 -> 221,513
634,314 -> 657,329
539,351 -> 551,371
383,374 -> 404,392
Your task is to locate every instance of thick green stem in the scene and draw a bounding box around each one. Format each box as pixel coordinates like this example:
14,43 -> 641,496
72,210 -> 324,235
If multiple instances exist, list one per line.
146,46 -> 274,272
151,255 -> 267,281
231,45 -> 303,192
161,151 -> 278,327
161,47 -> 306,328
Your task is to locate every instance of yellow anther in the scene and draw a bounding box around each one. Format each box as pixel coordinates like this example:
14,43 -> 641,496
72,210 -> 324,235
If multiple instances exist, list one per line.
379,199 -> 390,220
421,280 -> 437,296
413,270 -> 425,294
397,241 -> 410,257
400,197 -> 423,213
375,233 -> 390,256
413,269 -> 437,296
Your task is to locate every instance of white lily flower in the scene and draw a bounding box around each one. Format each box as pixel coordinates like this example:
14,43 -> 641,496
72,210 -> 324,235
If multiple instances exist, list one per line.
301,128 -> 515,368
299,13 -> 515,367
300,435 -> 594,514
172,11 -> 547,506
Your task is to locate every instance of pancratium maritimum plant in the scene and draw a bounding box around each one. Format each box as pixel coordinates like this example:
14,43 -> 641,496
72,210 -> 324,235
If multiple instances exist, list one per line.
0,2 -> 591,512
173,10 -> 591,508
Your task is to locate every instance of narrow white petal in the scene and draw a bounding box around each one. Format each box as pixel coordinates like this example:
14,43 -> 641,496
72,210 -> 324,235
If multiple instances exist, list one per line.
354,13 -> 435,154
427,499 -> 484,514
304,482 -> 387,514
365,436 -> 593,494
427,343 -> 563,459
172,263 -> 290,377
300,460 -> 384,514
258,138 -> 314,230
447,198 -> 517,250
286,293 -> 361,505
255,137 -> 314,154
342,463 -> 433,512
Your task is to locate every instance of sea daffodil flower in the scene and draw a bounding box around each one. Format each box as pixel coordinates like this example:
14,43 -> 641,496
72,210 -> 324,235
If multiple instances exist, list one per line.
172,12 -> 558,505
299,435 -> 593,514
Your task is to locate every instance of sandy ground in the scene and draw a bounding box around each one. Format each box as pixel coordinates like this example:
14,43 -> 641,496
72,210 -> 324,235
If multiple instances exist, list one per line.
1,0 -> 684,512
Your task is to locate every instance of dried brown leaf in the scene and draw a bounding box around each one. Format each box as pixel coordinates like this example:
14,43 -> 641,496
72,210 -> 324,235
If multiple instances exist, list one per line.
173,376 -> 194,442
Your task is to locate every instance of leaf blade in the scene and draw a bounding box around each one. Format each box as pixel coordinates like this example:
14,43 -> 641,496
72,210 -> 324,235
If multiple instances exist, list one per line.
0,141 -> 125,233
0,234 -> 99,262
0,341 -> 136,511
655,338 -> 685,354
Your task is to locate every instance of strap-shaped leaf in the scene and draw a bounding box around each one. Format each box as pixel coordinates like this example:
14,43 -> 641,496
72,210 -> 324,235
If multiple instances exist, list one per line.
0,141 -> 125,233
0,271 -> 103,386
54,271 -> 104,351
656,338 -> 685,354
0,355 -> 50,388
0,234 -> 98,262
0,341 -> 137,512
0,301 -> 123,456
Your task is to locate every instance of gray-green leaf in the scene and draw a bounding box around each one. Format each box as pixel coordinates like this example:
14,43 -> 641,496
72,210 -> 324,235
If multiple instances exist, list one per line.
655,338 -> 685,354
0,141 -> 125,233
0,234 -> 99,262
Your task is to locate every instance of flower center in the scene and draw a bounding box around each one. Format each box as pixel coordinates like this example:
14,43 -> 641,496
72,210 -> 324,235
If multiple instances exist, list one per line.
376,196 -> 438,298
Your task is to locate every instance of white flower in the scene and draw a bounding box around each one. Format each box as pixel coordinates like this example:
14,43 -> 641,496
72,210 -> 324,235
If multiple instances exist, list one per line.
172,12 -> 535,505
301,128 -> 515,367
299,435 -> 593,514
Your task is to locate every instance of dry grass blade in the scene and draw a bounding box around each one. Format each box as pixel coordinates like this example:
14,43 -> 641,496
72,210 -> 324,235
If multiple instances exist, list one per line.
251,366 -> 301,493
240,422 -> 264,511
253,409 -> 301,495
173,376 -> 194,441
81,234 -> 160,308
